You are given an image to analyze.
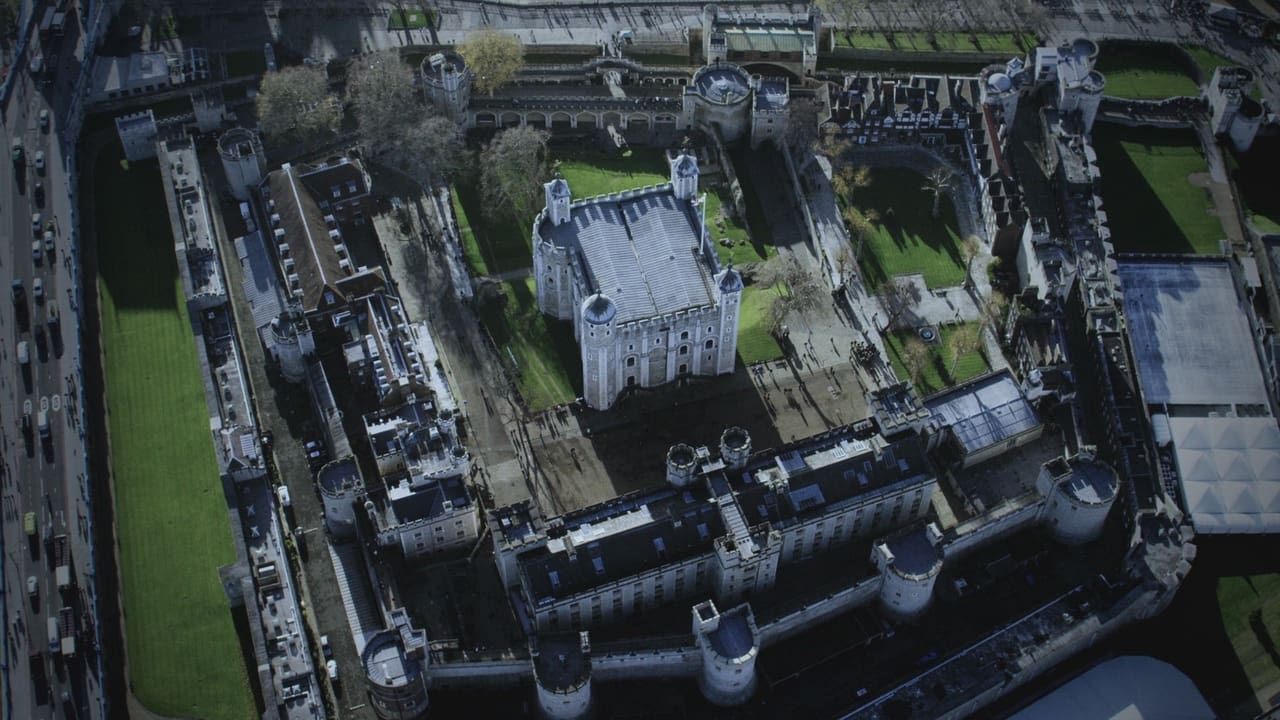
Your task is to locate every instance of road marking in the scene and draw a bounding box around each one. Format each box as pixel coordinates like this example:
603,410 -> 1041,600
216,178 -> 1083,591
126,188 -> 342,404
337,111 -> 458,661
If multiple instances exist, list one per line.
40,396 -> 48,412
23,399 -> 32,415
51,394 -> 60,412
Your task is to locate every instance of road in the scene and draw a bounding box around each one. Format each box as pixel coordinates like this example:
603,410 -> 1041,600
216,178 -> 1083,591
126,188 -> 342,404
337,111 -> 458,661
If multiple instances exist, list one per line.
0,2 -> 104,719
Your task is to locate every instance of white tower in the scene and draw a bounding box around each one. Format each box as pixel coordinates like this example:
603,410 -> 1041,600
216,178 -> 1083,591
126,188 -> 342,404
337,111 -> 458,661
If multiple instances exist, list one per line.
693,600 -> 759,707
670,149 -> 699,200
873,523 -> 944,622
217,127 -> 265,201
719,427 -> 751,469
667,443 -> 699,487
1037,454 -> 1119,545
714,267 -> 742,374
581,293 -> 618,410
317,457 -> 364,541
532,632 -> 593,720
545,176 -> 571,226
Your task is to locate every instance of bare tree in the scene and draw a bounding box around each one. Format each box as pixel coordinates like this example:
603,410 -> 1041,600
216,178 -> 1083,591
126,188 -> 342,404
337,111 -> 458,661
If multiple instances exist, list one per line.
980,289 -> 1009,338
960,235 -> 981,290
784,96 -> 826,155
256,65 -> 340,143
814,123 -> 852,160
346,51 -> 421,158
459,29 -> 525,97
948,322 -> 982,378
901,337 -> 932,387
393,116 -> 469,186
480,126 -> 552,224
769,294 -> 793,338
817,0 -> 860,35
921,166 -> 954,219
879,276 -> 921,330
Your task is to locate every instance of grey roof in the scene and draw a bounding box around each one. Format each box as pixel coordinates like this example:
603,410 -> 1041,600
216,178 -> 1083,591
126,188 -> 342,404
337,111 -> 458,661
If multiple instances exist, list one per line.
542,188 -> 717,324
721,27 -> 813,55
694,66 -> 751,104
707,610 -> 754,659
235,231 -> 284,330
362,631 -> 423,688
1010,656 -> 1214,720
1119,259 -> 1266,407
1059,457 -> 1118,504
884,526 -> 942,576
925,371 -> 1040,455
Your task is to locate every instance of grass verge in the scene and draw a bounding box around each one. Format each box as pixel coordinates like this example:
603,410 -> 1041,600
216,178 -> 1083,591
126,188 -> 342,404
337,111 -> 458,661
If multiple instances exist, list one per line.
738,282 -> 785,365
832,31 -> 1031,54
479,278 -> 580,410
884,322 -> 989,395
851,167 -> 965,290
1092,124 -> 1222,254
388,8 -> 433,30
95,150 -> 255,720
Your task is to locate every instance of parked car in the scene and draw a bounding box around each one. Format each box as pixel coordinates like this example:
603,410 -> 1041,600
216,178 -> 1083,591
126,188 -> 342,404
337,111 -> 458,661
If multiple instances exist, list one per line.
321,635 -> 332,659
32,278 -> 43,304
32,241 -> 42,265
326,659 -> 338,681
34,150 -> 44,173
38,109 -> 49,132
33,181 -> 44,208
31,212 -> 41,236
44,230 -> 54,254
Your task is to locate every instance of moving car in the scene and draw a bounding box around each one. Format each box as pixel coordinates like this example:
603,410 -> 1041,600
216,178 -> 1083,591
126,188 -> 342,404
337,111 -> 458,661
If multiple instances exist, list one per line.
33,278 -> 43,304
38,109 -> 49,132
33,181 -> 44,207
34,150 -> 45,173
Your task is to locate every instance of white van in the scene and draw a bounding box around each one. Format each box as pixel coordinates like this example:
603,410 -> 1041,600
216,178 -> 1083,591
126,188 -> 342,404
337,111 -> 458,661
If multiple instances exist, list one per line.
17,340 -> 30,365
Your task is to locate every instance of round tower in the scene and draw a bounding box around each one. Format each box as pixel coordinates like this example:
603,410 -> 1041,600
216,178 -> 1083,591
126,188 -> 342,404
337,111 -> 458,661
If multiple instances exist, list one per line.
687,64 -> 752,141
532,632 -> 593,720
363,615 -> 430,720
269,306 -> 314,384
318,457 -> 364,541
693,600 -> 759,707
873,524 -> 944,622
719,427 -> 751,470
667,443 -> 699,487
421,51 -> 472,122
581,293 -> 618,410
217,127 -> 265,201
1038,455 -> 1119,545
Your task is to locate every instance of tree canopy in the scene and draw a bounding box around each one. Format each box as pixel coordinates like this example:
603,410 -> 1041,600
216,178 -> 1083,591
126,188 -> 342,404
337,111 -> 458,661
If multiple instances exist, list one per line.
346,51 -> 421,157
480,126 -> 551,223
255,65 -> 340,143
459,29 -> 525,97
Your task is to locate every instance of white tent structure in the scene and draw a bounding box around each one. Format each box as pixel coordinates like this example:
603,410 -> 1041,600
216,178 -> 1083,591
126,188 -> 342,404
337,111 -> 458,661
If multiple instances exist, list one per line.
1168,416 -> 1280,533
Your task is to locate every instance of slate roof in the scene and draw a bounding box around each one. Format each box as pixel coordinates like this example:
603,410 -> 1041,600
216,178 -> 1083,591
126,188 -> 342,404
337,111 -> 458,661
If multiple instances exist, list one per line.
925,371 -> 1041,456
722,27 -> 812,55
541,188 -> 718,324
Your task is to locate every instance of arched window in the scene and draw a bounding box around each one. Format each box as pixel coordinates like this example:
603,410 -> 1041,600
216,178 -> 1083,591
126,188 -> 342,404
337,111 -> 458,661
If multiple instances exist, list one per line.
679,345 -> 689,356
626,356 -> 637,367
705,339 -> 714,349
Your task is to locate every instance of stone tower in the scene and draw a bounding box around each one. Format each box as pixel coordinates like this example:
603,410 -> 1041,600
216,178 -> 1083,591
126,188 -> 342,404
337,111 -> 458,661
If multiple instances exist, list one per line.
421,51 -> 472,122
581,293 -> 618,410
545,176 -> 571,226
714,267 -> 742,374
670,149 -> 699,200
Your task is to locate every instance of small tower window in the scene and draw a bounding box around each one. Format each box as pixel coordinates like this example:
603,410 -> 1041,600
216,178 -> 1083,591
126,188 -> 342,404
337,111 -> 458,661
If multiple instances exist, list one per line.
680,331 -> 689,340
705,339 -> 714,349
679,345 -> 689,356
626,357 -> 637,367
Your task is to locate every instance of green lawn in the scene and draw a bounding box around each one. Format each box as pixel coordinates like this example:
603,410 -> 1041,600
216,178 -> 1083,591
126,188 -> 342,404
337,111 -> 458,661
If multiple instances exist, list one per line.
388,8 -> 433,30
884,323 -> 989,395
738,283 -> 785,365
1092,124 -> 1223,254
817,55 -> 987,75
833,31 -> 1032,54
849,167 -> 965,290
1095,42 -> 1236,98
451,180 -> 530,275
1095,42 -> 1200,98
95,150 -> 256,720
480,278 -> 580,410
1218,572 -> 1280,700
558,149 -> 669,196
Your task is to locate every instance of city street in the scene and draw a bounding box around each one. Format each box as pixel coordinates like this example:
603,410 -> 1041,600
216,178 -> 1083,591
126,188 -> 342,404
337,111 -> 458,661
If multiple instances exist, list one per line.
0,3 -> 103,719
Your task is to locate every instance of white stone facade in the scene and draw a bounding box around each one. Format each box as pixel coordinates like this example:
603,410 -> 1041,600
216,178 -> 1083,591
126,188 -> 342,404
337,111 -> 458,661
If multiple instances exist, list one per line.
533,151 -> 742,410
